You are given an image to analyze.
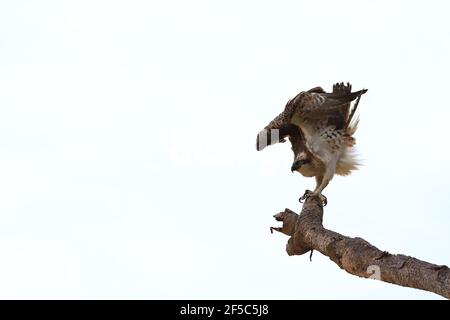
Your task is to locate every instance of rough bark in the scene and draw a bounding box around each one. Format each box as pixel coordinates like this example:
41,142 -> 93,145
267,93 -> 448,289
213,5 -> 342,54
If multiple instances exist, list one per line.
271,198 -> 450,299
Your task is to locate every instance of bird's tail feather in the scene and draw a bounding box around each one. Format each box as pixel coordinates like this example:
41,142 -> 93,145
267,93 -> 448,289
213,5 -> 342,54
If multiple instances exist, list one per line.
336,146 -> 361,176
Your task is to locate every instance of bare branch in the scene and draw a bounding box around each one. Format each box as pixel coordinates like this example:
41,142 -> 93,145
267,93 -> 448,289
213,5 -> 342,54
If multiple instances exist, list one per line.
271,198 -> 450,299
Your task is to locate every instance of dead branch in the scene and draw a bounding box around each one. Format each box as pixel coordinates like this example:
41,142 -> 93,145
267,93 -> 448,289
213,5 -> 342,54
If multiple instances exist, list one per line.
271,198 -> 450,299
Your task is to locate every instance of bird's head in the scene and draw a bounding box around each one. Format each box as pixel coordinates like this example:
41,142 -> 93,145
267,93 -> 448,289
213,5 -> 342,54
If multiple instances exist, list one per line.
291,152 -> 311,172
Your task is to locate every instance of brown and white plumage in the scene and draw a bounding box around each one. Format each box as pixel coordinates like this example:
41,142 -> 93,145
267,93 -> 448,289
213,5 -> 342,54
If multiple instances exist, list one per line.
256,82 -> 367,205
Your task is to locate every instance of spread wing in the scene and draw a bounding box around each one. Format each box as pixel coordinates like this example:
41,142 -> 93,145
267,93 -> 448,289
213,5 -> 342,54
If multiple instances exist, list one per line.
256,83 -> 367,151
290,84 -> 367,119
286,82 -> 367,134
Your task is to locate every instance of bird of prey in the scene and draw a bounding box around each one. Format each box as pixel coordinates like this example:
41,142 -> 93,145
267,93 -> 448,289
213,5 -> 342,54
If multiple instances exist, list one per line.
256,82 -> 367,206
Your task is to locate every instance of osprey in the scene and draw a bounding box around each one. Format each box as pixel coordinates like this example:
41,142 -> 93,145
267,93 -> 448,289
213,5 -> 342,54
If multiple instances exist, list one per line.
256,82 -> 367,206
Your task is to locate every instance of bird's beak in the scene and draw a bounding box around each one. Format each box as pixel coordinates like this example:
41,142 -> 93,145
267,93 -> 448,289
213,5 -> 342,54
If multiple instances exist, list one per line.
291,159 -> 309,172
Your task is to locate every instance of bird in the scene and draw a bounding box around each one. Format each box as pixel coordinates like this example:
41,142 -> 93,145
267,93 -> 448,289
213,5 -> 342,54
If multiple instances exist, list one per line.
256,82 -> 367,206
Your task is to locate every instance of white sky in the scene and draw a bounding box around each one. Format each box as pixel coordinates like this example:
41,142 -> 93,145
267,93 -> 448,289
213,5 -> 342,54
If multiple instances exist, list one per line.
0,0 -> 449,299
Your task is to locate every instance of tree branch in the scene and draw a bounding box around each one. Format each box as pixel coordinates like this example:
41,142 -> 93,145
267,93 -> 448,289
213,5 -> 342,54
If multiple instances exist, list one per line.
271,198 -> 450,299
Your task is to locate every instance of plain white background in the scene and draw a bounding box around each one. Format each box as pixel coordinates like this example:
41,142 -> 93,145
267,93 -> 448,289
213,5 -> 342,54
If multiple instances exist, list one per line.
0,0 -> 449,299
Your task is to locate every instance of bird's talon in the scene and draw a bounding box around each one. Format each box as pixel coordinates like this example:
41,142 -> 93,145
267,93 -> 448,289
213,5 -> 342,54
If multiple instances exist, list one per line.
299,190 -> 327,207
299,190 -> 312,203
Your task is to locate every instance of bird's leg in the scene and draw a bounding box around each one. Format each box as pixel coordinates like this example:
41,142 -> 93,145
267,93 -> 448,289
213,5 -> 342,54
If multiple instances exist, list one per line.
310,157 -> 338,207
299,178 -> 326,206
299,175 -> 322,203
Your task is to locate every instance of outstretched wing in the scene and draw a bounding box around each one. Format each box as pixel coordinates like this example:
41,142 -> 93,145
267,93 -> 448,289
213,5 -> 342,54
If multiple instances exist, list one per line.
290,85 -> 367,118
256,83 -> 367,150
